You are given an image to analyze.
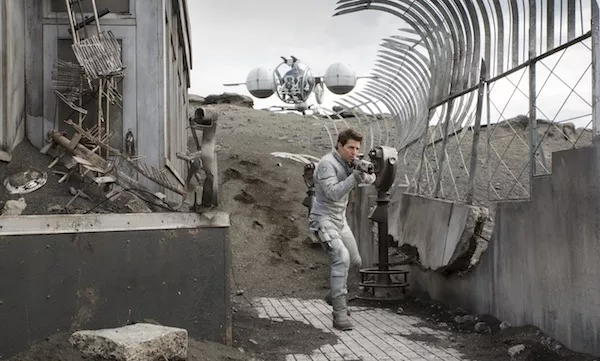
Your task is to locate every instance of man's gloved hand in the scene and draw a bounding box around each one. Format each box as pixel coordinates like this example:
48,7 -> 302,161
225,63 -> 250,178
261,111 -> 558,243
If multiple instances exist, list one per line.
353,170 -> 376,185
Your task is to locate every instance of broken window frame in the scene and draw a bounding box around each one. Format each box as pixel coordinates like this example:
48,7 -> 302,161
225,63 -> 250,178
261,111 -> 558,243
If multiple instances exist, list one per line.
43,0 -> 136,20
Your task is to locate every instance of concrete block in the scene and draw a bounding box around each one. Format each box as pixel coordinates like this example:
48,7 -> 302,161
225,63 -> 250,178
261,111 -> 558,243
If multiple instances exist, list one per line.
69,323 -> 188,361
398,193 -> 489,272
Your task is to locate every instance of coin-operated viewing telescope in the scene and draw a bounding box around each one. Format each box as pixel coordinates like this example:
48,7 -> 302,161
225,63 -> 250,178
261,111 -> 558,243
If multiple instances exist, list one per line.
356,146 -> 410,302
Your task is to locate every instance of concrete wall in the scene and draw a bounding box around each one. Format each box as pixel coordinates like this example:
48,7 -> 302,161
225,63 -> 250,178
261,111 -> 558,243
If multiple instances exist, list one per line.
408,142 -> 600,356
0,0 -> 27,152
0,212 -> 231,358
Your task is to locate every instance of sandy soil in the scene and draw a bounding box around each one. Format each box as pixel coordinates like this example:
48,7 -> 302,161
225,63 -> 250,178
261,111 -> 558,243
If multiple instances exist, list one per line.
5,103 -> 597,361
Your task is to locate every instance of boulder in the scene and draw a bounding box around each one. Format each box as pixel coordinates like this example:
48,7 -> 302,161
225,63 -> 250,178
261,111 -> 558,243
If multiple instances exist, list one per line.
474,321 -> 492,334
189,94 -> 205,105
69,323 -> 188,361
202,92 -> 253,108
332,105 -> 365,119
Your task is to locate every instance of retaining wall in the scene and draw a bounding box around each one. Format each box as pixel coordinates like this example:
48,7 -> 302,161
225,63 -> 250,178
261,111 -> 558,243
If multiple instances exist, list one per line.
0,211 -> 231,358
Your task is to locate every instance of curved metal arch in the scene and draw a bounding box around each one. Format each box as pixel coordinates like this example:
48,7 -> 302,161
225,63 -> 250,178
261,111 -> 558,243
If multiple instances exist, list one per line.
380,37 -> 431,80
369,69 -> 415,126
367,73 -> 414,124
363,83 -> 427,149
372,56 -> 425,109
330,1 -> 483,152
370,65 -> 427,128
354,93 -> 393,146
375,35 -> 431,121
344,94 -> 385,147
434,0 -> 470,94
364,83 -> 404,123
375,50 -> 430,101
363,85 -> 402,119
371,61 -> 429,143
334,1 -> 455,102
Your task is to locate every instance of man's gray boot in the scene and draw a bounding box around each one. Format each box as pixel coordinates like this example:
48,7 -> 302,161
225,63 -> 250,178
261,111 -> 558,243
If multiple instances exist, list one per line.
332,296 -> 353,331
325,290 -> 350,315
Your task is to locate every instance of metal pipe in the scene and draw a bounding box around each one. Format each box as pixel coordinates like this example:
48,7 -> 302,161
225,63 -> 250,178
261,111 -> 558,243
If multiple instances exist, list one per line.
465,59 -> 487,205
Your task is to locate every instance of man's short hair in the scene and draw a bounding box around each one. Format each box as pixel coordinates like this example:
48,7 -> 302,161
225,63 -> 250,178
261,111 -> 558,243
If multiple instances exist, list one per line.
337,128 -> 363,146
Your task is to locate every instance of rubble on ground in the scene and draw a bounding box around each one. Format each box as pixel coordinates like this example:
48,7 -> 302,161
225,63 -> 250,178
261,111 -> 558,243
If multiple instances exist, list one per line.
508,344 -> 526,357
0,141 -> 163,215
1,197 -> 27,216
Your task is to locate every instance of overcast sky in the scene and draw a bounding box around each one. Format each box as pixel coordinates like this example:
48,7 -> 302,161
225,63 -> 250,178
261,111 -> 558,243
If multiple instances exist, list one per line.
186,1 -> 403,110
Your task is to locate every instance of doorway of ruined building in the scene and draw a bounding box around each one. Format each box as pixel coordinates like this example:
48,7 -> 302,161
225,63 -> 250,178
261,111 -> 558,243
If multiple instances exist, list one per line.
41,0 -> 137,156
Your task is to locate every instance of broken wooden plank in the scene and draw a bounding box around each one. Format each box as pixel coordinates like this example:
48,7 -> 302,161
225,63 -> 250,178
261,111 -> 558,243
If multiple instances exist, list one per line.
94,175 -> 117,184
165,157 -> 185,187
40,142 -> 54,155
73,155 -> 93,166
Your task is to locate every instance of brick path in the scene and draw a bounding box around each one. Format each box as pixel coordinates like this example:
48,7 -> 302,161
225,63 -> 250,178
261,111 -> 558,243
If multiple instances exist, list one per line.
253,297 -> 468,361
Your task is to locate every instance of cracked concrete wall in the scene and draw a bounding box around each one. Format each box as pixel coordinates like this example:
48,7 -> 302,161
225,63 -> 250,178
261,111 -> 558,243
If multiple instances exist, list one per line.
392,193 -> 488,272
0,1 -> 27,152
409,141 -> 600,356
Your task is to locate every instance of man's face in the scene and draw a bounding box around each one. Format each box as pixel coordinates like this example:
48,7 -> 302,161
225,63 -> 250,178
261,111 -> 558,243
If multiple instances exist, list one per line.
337,139 -> 361,164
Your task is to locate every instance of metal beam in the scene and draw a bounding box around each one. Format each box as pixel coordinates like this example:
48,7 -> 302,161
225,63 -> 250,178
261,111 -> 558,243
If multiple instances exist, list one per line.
593,0 -> 600,138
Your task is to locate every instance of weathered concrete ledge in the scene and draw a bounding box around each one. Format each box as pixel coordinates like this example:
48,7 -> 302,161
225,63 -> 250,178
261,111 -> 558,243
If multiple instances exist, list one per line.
396,193 -> 489,272
0,211 -> 230,235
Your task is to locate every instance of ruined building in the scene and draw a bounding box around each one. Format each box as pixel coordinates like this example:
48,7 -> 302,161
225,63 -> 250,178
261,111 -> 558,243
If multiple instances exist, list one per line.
0,0 -> 193,196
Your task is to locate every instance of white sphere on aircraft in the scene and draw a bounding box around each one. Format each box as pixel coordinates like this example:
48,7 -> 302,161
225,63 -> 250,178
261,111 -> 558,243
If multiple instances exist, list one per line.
324,63 -> 357,95
245,67 -> 274,98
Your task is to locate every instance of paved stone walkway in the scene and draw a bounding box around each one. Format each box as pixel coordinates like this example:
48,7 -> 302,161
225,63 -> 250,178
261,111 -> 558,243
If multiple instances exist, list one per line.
253,297 -> 468,361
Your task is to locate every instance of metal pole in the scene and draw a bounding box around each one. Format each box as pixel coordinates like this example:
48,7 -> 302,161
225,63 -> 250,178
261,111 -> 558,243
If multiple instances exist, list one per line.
376,190 -> 390,273
465,59 -> 487,205
414,108 -> 434,195
486,79 -> 492,202
592,0 -> 600,139
433,99 -> 454,198
528,0 -> 544,184
90,0 -> 101,35
64,0 -> 78,43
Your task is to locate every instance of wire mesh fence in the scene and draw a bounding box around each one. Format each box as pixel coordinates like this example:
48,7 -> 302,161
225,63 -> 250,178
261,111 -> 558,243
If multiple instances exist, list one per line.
330,0 -> 597,207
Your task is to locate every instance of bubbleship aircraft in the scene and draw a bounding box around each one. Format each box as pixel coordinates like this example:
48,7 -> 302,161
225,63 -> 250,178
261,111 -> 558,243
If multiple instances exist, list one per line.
223,56 -> 374,115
